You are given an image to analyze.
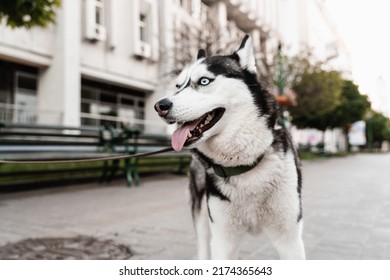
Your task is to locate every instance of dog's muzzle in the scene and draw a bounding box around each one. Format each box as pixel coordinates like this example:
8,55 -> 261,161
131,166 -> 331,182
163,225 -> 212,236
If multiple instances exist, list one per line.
154,98 -> 172,117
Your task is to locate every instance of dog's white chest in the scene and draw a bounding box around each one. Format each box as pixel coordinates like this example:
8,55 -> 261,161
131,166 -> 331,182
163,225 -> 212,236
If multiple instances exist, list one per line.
211,176 -> 273,230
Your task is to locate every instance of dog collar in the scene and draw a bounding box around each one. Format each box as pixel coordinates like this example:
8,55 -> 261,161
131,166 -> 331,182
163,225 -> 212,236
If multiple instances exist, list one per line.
212,155 -> 264,178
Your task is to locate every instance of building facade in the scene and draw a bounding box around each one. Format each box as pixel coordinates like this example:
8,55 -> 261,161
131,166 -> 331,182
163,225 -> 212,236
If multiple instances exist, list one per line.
0,0 -> 350,134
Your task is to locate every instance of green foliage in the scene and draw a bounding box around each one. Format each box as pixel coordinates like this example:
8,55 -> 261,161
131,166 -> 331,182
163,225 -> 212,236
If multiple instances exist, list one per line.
0,0 -> 61,29
383,121 -> 390,141
273,51 -> 371,131
328,80 -> 371,128
280,55 -> 315,89
260,47 -> 315,90
365,111 -> 390,143
289,67 -> 344,130
299,80 -> 371,130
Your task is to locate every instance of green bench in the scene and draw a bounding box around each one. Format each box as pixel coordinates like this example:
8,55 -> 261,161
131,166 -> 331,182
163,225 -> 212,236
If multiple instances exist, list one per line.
100,126 -> 191,186
0,123 -> 191,189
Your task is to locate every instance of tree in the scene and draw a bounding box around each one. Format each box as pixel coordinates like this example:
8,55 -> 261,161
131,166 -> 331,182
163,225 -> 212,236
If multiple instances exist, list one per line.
289,67 -> 344,130
166,18 -> 240,76
0,0 -> 61,29
295,79 -> 370,131
313,80 -> 371,150
366,111 -> 390,147
323,80 -> 370,128
256,46 -> 311,94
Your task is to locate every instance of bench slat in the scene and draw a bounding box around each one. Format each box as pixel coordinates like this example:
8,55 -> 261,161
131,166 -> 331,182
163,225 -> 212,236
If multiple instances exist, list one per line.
0,123 -> 191,188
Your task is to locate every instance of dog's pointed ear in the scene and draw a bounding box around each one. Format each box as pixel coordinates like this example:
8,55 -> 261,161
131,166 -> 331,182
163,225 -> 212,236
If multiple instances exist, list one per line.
235,35 -> 257,73
197,49 -> 206,60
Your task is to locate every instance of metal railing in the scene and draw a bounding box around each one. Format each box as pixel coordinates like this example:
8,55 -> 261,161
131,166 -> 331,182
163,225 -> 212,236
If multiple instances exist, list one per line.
0,103 -> 167,134
80,112 -> 167,133
0,103 -> 63,125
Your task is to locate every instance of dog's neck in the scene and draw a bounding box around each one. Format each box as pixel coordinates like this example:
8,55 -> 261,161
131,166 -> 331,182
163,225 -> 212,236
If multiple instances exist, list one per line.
192,148 -> 265,177
196,113 -> 274,167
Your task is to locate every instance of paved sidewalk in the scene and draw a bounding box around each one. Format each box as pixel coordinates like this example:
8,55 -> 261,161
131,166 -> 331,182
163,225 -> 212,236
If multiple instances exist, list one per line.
0,153 -> 389,259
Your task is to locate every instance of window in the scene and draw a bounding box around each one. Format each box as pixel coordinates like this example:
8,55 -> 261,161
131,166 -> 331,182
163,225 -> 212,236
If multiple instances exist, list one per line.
179,0 -> 192,14
85,0 -> 106,41
0,61 -> 39,124
177,0 -> 205,20
139,13 -> 148,43
14,72 -> 38,123
81,81 -> 146,129
132,0 -> 159,60
95,0 -> 104,25
138,1 -> 151,44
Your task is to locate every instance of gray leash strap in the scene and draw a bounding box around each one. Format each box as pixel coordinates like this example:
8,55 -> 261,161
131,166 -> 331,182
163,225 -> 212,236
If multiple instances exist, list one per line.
0,147 -> 174,165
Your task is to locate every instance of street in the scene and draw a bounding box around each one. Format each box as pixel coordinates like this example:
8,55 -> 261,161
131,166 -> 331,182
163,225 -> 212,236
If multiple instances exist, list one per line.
0,153 -> 389,259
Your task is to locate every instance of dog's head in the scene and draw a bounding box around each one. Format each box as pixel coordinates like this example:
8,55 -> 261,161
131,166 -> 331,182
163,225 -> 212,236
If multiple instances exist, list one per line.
155,36 -> 277,153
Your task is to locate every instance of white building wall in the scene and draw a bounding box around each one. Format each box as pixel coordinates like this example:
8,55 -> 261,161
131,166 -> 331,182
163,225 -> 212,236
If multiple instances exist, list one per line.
0,0 -> 162,129
0,20 -> 54,67
144,0 -> 177,134
38,0 -> 81,126
0,0 -> 352,134
80,0 -> 161,131
80,1 -> 158,90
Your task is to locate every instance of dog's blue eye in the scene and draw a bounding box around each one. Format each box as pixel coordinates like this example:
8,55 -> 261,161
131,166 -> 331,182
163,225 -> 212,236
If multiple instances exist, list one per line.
199,77 -> 211,86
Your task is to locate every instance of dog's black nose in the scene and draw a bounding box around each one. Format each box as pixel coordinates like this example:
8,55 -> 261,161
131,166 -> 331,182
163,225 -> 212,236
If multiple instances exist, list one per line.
154,98 -> 173,117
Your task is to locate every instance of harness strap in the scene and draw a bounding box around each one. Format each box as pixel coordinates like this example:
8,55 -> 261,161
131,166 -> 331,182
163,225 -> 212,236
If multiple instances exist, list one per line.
212,154 -> 264,178
192,148 -> 264,178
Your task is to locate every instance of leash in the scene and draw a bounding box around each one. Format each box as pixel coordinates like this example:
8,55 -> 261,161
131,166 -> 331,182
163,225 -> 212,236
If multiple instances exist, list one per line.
0,147 -> 174,165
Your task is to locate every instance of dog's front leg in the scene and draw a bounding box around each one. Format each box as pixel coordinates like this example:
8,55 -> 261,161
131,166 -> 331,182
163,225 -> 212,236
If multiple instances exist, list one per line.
209,224 -> 243,260
208,198 -> 244,260
194,196 -> 211,259
266,219 -> 306,260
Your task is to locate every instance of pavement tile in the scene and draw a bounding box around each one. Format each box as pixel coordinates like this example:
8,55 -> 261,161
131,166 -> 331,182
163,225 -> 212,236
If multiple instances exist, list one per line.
0,153 -> 389,259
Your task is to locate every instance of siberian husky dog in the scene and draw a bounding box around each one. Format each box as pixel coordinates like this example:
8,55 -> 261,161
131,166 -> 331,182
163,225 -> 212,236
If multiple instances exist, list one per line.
154,36 -> 305,260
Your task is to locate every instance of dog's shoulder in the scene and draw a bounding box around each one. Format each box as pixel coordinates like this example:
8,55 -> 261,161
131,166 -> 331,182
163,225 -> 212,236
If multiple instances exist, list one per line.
271,126 -> 296,155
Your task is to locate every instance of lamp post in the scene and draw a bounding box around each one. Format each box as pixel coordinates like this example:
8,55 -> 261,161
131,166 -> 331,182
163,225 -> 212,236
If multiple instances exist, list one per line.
366,112 -> 373,152
276,41 -> 289,126
277,41 -> 285,97
275,41 -> 294,128
276,41 -> 284,126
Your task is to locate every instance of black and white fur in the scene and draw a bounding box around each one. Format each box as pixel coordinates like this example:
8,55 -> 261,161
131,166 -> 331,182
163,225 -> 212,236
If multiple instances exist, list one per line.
155,36 -> 305,259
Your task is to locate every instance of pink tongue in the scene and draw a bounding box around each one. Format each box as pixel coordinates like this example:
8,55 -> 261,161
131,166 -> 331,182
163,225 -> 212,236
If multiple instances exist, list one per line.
172,119 -> 202,151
